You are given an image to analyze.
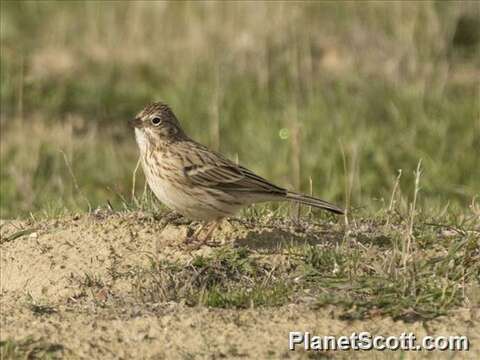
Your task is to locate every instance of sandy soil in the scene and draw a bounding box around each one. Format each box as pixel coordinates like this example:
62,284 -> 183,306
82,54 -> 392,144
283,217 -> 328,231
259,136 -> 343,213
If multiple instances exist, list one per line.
1,212 -> 478,359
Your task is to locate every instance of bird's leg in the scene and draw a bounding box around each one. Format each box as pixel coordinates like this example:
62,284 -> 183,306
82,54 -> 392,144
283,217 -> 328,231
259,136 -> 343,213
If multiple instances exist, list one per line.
199,220 -> 221,246
185,220 -> 221,248
185,223 -> 204,244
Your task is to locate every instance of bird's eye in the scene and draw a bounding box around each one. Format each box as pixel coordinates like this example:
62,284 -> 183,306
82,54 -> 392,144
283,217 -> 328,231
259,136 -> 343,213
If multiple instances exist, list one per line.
151,117 -> 161,126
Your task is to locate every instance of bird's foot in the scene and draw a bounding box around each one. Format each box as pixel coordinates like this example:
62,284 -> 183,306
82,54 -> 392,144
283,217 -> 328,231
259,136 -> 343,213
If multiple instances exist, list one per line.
201,239 -> 223,247
183,239 -> 202,250
183,237 -> 222,250
183,221 -> 222,249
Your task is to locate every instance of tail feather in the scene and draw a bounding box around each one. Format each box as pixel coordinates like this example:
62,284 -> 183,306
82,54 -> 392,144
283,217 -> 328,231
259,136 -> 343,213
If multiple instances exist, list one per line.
286,191 -> 344,215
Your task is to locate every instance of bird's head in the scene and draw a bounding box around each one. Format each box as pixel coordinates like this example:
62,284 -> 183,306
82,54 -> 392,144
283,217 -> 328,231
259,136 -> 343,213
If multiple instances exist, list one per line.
130,102 -> 185,147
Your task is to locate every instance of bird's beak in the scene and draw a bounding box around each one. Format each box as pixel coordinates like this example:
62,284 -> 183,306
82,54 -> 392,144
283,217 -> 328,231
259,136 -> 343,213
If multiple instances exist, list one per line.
129,117 -> 142,128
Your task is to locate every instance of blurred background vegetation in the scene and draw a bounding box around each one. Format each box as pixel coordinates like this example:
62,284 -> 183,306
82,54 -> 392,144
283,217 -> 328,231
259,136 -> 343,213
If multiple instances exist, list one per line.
0,1 -> 479,219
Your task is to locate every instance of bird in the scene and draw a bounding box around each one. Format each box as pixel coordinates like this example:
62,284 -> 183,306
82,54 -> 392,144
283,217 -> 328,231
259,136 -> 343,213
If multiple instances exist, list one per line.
130,101 -> 344,244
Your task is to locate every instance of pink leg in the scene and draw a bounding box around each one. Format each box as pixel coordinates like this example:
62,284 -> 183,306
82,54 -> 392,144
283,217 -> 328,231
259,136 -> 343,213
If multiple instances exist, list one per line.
185,220 -> 221,248
200,221 -> 220,244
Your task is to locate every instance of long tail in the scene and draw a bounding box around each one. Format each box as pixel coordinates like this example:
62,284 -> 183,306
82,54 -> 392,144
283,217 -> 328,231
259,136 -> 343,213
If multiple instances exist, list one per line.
286,191 -> 344,215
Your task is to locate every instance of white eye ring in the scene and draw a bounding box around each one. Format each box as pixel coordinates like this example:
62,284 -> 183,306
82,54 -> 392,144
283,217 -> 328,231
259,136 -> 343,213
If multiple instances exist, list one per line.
151,117 -> 161,126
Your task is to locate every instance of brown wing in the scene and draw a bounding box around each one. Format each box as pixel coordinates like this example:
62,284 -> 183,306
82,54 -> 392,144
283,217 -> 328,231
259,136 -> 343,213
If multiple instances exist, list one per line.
182,144 -> 286,196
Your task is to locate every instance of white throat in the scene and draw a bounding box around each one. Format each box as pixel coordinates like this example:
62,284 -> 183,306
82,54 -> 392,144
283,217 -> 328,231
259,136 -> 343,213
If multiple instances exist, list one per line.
134,128 -> 149,155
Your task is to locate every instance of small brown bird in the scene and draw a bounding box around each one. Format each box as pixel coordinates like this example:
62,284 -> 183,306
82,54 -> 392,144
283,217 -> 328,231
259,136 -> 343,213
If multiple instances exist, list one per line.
130,102 -> 343,242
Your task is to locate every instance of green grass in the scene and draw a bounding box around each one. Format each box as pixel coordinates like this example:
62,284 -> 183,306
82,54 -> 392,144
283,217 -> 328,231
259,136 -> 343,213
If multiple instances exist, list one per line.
126,210 -> 479,318
132,246 -> 291,308
1,1 -> 479,219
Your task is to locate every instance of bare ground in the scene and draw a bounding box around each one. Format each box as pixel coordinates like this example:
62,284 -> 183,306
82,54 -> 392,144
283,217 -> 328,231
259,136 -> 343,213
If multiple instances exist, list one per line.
1,212 -> 478,359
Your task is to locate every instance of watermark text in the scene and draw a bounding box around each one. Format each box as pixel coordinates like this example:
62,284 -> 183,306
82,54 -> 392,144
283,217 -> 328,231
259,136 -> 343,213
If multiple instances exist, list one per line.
288,332 -> 469,351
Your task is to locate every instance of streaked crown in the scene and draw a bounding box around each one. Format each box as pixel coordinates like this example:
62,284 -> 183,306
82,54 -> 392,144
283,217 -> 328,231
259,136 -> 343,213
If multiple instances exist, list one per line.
130,101 -> 185,141
138,102 -> 176,121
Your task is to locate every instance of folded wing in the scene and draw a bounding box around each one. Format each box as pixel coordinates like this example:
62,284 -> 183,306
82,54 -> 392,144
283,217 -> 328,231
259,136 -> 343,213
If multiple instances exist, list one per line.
183,146 -> 286,196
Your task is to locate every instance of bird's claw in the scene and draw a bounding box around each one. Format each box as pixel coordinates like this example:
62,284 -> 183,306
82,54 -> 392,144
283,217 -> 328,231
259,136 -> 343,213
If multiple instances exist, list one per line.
184,234 -> 222,250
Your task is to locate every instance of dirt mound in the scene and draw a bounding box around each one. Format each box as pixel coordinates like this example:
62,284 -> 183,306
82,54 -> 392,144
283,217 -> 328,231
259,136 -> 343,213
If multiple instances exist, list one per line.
1,212 -> 478,359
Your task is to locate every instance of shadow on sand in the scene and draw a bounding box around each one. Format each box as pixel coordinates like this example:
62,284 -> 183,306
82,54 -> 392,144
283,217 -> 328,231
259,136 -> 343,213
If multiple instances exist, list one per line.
232,227 -> 344,252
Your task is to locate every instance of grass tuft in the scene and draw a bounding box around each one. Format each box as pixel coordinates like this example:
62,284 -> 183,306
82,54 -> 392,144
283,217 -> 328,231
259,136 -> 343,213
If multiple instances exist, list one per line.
125,211 -> 479,319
